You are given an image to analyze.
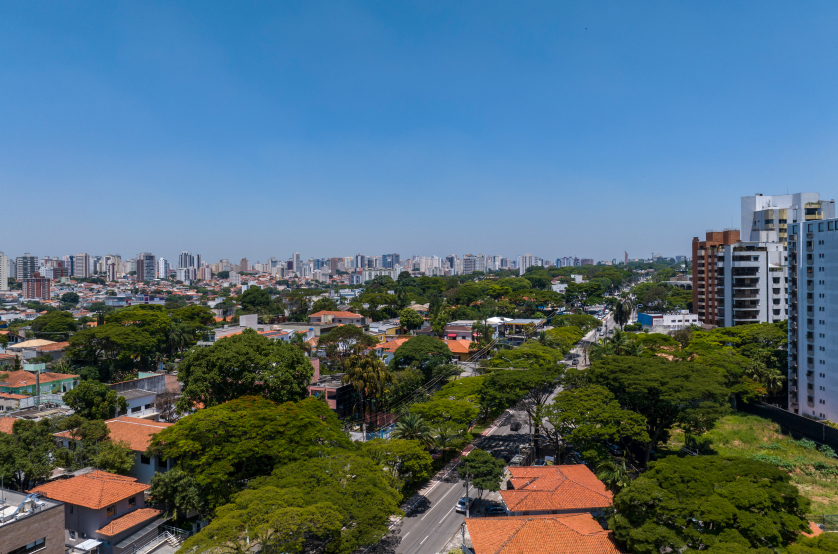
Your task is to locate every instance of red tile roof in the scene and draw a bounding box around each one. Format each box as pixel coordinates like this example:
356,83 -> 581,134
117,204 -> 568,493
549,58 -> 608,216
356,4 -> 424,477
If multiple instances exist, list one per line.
30,470 -> 149,509
0,370 -> 79,388
55,417 -> 172,452
444,339 -> 473,354
501,465 -> 613,513
96,508 -> 162,537
0,417 -> 16,434
309,311 -> 363,318
35,341 -> 70,352
467,514 -> 625,554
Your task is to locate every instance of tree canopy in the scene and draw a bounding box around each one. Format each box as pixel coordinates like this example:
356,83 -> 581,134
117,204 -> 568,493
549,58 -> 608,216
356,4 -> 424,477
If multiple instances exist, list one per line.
391,336 -> 453,377
176,329 -> 314,412
31,310 -> 77,340
62,381 -> 128,420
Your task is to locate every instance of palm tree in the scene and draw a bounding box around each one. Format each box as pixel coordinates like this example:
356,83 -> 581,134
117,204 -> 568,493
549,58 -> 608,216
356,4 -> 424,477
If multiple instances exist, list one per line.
391,413 -> 435,449
596,460 -> 631,494
342,354 -> 392,421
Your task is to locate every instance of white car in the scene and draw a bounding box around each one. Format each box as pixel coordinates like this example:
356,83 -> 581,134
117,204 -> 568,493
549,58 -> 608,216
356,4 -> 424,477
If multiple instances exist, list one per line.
456,497 -> 475,513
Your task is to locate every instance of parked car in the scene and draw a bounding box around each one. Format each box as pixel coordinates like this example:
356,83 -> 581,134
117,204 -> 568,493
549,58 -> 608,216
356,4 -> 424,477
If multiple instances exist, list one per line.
455,497 -> 475,513
486,506 -> 507,516
605,442 -> 622,456
510,421 -> 522,431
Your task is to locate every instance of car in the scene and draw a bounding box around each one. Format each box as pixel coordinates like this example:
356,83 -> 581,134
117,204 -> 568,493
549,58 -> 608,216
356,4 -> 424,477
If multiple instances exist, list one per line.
533,459 -> 546,466
510,421 -> 522,431
572,359 -> 579,366
486,506 -> 507,516
455,497 -> 475,513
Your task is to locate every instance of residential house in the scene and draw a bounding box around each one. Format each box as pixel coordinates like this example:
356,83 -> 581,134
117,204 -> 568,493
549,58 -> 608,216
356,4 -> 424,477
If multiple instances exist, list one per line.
444,324 -> 474,341
466,513 -> 625,554
308,311 -> 365,326
444,338 -> 474,362
117,389 -> 159,419
308,373 -> 354,418
0,487 -> 65,554
55,418 -> 174,485
0,370 -> 79,395
0,391 -> 28,412
501,465 -> 613,516
30,470 -> 161,554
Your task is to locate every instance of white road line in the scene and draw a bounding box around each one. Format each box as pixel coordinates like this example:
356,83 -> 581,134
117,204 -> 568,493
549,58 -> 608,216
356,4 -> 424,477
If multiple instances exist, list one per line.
402,532 -> 410,538
438,505 -> 456,524
419,536 -> 429,545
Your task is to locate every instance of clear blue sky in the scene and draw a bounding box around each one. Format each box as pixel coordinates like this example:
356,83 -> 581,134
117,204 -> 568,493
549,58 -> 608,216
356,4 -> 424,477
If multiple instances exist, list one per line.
3,1 -> 838,264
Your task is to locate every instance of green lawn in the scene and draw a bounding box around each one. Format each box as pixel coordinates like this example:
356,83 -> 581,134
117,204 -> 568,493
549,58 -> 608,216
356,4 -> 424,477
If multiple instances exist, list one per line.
667,413 -> 838,514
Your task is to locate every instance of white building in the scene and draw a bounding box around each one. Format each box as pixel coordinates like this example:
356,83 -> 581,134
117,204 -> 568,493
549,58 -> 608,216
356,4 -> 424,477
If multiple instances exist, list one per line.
157,257 -> 170,279
637,311 -> 700,332
0,251 -> 7,291
362,268 -> 397,282
517,253 -> 535,276
717,241 -> 788,326
787,218 -> 838,421
741,192 -> 835,244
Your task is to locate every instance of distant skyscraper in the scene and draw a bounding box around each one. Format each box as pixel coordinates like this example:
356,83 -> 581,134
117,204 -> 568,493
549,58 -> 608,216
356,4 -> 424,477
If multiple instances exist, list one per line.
23,272 -> 50,301
382,253 -> 400,269
157,257 -> 170,279
624,252 -> 629,265
292,253 -> 301,273
16,253 -> 38,280
74,253 -> 91,278
240,258 -> 249,272
106,262 -> 117,282
135,252 -> 156,282
0,252 -> 8,291
179,251 -> 195,269
517,254 -> 534,276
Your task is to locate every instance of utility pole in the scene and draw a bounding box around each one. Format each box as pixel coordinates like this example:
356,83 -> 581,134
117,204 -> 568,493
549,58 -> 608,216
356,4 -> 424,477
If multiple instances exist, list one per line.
463,460 -> 471,518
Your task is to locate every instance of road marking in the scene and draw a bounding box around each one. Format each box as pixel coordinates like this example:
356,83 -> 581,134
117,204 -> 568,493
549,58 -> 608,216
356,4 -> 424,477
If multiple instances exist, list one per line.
402,532 -> 410,538
438,505 -> 457,524
420,536 -> 429,545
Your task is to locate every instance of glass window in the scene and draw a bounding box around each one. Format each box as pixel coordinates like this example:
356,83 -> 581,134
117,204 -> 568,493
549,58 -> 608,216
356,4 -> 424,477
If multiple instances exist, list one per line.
128,496 -> 136,507
809,223 -> 814,232
107,505 -> 115,517
140,454 -> 150,465
819,222 -> 824,232
9,538 -> 46,554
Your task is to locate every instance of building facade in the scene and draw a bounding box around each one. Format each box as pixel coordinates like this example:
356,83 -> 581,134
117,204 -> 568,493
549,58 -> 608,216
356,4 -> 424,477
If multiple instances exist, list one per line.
134,253 -> 156,282
691,230 -> 740,326
741,192 -> 835,244
788,218 -> 838,420
73,253 -> 90,278
0,251 -> 7,291
717,241 -> 788,326
22,272 -> 51,301
0,488 -> 65,554
16,253 -> 38,281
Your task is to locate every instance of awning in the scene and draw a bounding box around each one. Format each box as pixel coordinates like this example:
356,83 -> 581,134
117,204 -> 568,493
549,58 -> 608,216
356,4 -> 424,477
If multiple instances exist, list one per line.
448,333 -> 457,337
74,539 -> 102,552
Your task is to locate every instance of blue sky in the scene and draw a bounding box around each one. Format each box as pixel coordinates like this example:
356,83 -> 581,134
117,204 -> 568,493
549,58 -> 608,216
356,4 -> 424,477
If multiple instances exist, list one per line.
2,1 -> 838,264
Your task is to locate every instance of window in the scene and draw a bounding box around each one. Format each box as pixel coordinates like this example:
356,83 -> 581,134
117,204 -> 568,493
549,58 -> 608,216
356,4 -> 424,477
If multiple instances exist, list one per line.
107,505 -> 115,517
141,454 -> 150,465
128,496 -> 136,507
70,505 -> 73,514
9,538 -> 46,554
131,406 -> 141,414
69,531 -> 76,540
145,403 -> 152,410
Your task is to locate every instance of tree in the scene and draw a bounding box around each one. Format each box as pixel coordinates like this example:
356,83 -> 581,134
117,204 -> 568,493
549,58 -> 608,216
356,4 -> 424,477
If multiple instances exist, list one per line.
399,308 -> 424,334
391,336 -> 453,379
318,325 -> 378,369
60,292 -> 80,305
63,381 -> 128,420
588,357 -> 730,465
787,533 -> 838,554
595,459 -> 631,494
342,354 -> 392,420
0,419 -> 56,490
149,397 -> 351,510
95,439 -> 135,474
610,456 -> 810,554
363,438 -> 433,489
515,379 -> 559,459
542,385 -> 648,465
613,299 -> 632,330
409,397 -> 479,425
433,421 -> 469,459
176,329 -> 314,413
240,286 -> 272,313
310,297 -> 339,314
390,413 -> 435,449
149,467 -> 205,520
30,310 -> 77,341
458,449 -> 505,510
478,368 -> 558,418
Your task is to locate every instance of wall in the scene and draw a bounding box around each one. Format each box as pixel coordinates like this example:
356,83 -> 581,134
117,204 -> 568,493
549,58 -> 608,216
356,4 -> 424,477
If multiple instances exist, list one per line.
738,401 -> 838,451
0,502 -> 65,554
108,374 -> 166,395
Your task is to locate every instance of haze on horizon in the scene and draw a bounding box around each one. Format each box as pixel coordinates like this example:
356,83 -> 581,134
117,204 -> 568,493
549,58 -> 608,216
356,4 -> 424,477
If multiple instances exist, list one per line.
2,1 -> 838,262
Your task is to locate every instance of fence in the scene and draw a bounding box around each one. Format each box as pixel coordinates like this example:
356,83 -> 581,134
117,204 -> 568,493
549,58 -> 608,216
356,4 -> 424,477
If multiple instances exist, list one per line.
738,401 -> 838,451
807,514 -> 838,532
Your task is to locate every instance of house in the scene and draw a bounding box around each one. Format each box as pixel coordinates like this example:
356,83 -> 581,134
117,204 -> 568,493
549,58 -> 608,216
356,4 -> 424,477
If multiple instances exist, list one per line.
30,470 -> 162,554
638,311 -> 699,333
444,324 -> 474,341
466,513 -> 625,554
444,338 -> 474,362
308,373 -> 354,418
6,339 -> 68,361
0,391 -> 29,412
0,486 -> 65,554
118,389 -> 159,419
308,310 -> 365,326
0,416 -> 16,433
406,303 -> 430,316
501,465 -> 613,516
0,370 -> 79,395
55,418 -> 174,484
372,337 -> 412,364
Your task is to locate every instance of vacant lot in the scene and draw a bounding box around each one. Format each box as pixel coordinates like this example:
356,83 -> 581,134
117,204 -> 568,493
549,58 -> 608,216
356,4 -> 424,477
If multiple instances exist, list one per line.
667,413 -> 838,514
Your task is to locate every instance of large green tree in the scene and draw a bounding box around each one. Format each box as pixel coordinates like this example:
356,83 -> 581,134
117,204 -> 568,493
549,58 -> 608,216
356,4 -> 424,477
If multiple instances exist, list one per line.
31,310 -> 78,340
391,336 -> 453,378
318,325 -> 378,370
587,357 -> 730,465
176,329 -> 314,412
399,308 -> 424,334
150,396 -> 350,510
62,381 -> 128,420
363,438 -> 433,489
458,449 -> 505,510
0,419 -> 57,490
611,456 -> 810,554
478,368 -> 558,418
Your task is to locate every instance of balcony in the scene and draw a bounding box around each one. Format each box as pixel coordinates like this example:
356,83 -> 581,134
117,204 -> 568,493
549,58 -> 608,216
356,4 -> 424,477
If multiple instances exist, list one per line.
808,282 -> 814,291
808,396 -> 815,408
807,370 -> 815,382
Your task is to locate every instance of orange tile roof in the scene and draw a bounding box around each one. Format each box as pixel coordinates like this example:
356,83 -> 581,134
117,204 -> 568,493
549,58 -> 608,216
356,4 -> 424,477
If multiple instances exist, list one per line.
0,370 -> 79,388
467,514 -> 625,554
55,417 -> 172,452
310,310 -> 363,318
30,470 -> 149,509
96,508 -> 162,536
35,341 -> 70,352
445,339 -> 473,354
378,337 -> 411,352
501,465 -> 613,513
0,417 -> 16,434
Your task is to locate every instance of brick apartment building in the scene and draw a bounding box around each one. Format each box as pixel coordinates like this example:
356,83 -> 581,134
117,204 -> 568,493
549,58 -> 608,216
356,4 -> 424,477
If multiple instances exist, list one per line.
691,230 -> 740,326
22,272 -> 51,301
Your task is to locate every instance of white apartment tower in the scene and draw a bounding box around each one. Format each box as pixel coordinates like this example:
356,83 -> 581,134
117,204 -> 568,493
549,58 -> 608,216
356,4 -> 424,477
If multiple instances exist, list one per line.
157,257 -> 170,279
74,253 -> 91,278
517,253 -> 535,276
787,218 -> 838,421
16,253 -> 38,280
0,251 -> 8,291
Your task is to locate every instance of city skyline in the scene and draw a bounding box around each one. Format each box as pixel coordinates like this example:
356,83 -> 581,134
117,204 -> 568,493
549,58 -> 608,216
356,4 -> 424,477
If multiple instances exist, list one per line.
3,2 -> 838,258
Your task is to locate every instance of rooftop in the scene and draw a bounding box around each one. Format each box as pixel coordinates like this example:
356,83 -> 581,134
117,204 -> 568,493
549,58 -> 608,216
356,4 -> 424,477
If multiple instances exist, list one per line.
501,465 -> 613,513
118,389 -> 157,401
0,370 -> 80,388
0,487 -> 62,530
467,514 -> 624,554
30,470 -> 150,509
56,416 -> 172,452
96,508 -> 162,537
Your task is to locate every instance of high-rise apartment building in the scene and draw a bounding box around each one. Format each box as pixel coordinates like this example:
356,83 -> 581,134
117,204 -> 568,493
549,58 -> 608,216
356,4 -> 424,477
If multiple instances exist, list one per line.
691,230 -> 740,326
240,258 -> 249,272
580,258 -> 594,266
787,218 -> 838,419
22,272 -> 51,301
517,254 -> 535,276
157,257 -> 170,279
16,253 -> 38,280
328,257 -> 342,274
0,252 -> 8,291
292,253 -> 301,273
179,251 -> 194,269
106,262 -> 117,282
135,252 -> 156,282
382,254 -> 400,269
74,253 -> 91,278
716,241 -> 788,326
742,193 -> 835,244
